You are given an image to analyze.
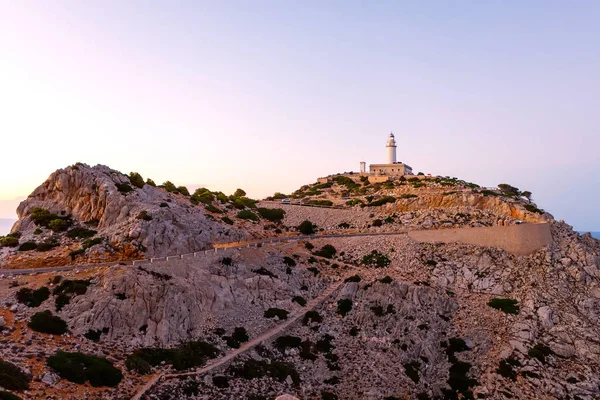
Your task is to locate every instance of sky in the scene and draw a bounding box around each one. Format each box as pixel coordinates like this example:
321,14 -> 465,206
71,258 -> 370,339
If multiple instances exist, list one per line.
0,1 -> 598,232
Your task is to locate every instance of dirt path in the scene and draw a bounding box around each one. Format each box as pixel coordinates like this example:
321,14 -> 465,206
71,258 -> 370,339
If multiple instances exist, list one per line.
131,275 -> 348,400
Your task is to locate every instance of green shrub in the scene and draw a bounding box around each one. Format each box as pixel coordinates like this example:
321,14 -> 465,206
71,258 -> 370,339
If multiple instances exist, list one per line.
33,228 -> 42,235
372,219 -> 383,227
136,211 -> 153,221
29,208 -> 57,227
298,220 -> 315,235
47,351 -> 123,387
18,242 -> 37,251
0,391 -> 22,400
48,219 -> 70,232
84,329 -> 103,342
232,327 -> 249,344
66,227 -> 97,239
345,199 -> 364,206
344,275 -> 361,283
264,308 -> 289,320
0,359 -> 30,390
221,216 -> 234,225
362,250 -> 391,268
115,182 -> 134,194
16,286 -> 50,307
496,358 -> 520,381
307,267 -> 319,276
0,236 -> 19,248
302,310 -> 323,324
283,256 -> 296,267
314,244 -> 336,259
53,279 -> 91,296
368,196 -> 396,207
304,241 -> 314,250
177,186 -> 190,196
337,299 -> 353,316
498,184 -> 520,197
28,311 -> 68,334
322,391 -> 338,400
228,358 -> 300,385
292,296 -> 307,307
253,267 -> 277,278
524,204 -> 544,214
237,210 -> 258,221
274,335 -> 302,352
425,259 -> 437,266
257,208 -> 286,222
129,341 -> 220,371
161,181 -> 178,193
488,298 -> 520,314
379,276 -> 393,284
129,172 -> 145,188
125,355 -> 151,375
205,204 -> 222,213
55,293 -> 70,311
145,178 -> 156,187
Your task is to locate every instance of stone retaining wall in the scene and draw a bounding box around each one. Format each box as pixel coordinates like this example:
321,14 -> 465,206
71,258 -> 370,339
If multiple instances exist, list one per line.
408,223 -> 552,255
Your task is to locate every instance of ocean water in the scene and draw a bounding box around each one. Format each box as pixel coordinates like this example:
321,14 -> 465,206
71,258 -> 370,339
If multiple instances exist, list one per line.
590,232 -> 600,239
0,219 -> 16,235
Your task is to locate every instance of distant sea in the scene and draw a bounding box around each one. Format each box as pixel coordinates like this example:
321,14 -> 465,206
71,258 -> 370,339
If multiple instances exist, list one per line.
579,231 -> 600,239
0,219 -> 16,235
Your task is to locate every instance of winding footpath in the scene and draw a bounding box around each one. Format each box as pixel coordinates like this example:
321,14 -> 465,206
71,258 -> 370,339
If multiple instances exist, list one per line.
131,273 -> 350,400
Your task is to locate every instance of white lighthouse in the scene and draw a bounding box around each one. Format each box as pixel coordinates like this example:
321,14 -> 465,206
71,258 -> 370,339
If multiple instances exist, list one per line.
386,132 -> 397,164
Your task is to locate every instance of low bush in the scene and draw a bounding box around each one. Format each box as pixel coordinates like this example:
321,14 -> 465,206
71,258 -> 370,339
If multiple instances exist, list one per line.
274,335 -> 302,352
257,208 -> 286,222
524,204 -> 544,214
488,298 -> 520,315
322,391 -> 338,400
162,181 -> 178,193
372,219 -> 383,227
292,296 -> 306,307
125,355 -> 151,375
302,310 -> 323,325
47,351 -> 123,387
129,172 -> 145,188
345,199 -> 363,206
16,286 -> 50,307
221,216 -> 234,225
379,276 -> 393,284
403,360 -> 421,383
0,236 -> 19,248
362,250 -> 391,268
145,178 -> 156,187
368,196 -> 396,207
228,358 -> 300,385
205,204 -> 222,213
496,357 -> 520,381
337,299 -> 353,316
400,193 -> 418,199
298,220 -> 315,235
264,308 -> 289,320
129,340 -> 220,371
313,244 -> 337,259
253,267 -> 277,278
177,186 -> 190,196
66,227 -> 97,239
304,241 -> 314,250
283,256 -> 296,267
0,359 -> 30,390
237,210 -> 258,221
18,242 -> 37,251
84,329 -> 107,342
115,182 -> 134,194
48,218 -> 70,232
528,343 -> 554,363
28,311 -> 68,334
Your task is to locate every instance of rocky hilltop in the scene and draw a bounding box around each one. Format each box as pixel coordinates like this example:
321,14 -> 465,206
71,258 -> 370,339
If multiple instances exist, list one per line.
0,164 -> 258,268
0,168 -> 599,400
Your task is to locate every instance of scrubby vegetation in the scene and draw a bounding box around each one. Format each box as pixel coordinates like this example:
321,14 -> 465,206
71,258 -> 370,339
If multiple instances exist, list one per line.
47,351 -> 123,387
264,308 -> 289,320
16,286 -> 50,307
53,279 -> 92,311
237,210 -> 259,221
367,196 -> 396,207
228,358 -> 300,385
344,275 -> 361,283
129,172 -> 145,188
0,359 -> 30,391
257,208 -> 286,222
337,299 -> 353,316
362,250 -> 391,268
313,244 -> 337,259
28,311 -> 68,335
298,220 -> 315,235
488,298 -> 520,314
126,340 -> 220,373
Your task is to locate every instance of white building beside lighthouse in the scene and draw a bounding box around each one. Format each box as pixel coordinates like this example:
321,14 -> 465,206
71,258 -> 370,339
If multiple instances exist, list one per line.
368,132 -> 413,177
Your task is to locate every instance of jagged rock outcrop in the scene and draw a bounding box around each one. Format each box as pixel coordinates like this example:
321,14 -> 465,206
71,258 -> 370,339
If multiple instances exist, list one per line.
3,164 -> 248,265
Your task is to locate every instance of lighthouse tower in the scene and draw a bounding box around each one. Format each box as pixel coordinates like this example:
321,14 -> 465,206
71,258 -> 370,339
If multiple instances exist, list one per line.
386,132 -> 397,164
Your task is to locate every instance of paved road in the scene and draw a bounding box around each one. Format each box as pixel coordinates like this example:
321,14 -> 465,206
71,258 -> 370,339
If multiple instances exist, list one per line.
0,231 -> 408,277
131,273 -> 350,400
